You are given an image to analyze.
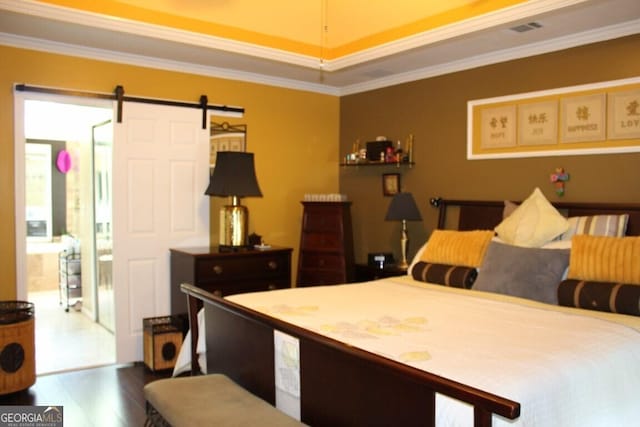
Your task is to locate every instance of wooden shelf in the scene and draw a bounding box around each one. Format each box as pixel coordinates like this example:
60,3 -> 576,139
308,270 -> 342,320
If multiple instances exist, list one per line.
340,161 -> 415,167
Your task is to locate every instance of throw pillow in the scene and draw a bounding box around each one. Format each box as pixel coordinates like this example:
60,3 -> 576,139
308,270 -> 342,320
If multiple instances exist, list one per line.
411,262 -> 478,289
420,229 -> 494,268
494,187 -> 568,247
473,241 -> 570,304
568,235 -> 640,284
558,279 -> 640,316
560,214 -> 629,240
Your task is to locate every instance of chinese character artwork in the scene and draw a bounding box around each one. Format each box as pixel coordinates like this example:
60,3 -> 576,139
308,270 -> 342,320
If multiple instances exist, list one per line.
560,93 -> 606,143
469,78 -> 640,159
608,89 -> 640,140
480,105 -> 516,149
518,100 -> 558,146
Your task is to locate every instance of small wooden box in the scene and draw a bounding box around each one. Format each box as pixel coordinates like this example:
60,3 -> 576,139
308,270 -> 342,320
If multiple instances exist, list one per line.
143,316 -> 185,372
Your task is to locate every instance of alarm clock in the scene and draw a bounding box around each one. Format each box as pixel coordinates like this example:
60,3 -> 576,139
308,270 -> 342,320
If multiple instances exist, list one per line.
368,253 -> 395,269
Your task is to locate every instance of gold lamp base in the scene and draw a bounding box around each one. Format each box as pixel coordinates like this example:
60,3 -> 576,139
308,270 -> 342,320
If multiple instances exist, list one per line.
397,219 -> 410,270
219,196 -> 249,248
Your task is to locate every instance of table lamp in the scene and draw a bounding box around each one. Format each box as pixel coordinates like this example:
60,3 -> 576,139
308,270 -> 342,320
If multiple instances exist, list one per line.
385,192 -> 422,269
205,151 -> 262,249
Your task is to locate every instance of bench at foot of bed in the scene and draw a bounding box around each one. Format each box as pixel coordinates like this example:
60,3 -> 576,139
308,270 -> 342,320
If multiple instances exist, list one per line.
144,373 -> 306,427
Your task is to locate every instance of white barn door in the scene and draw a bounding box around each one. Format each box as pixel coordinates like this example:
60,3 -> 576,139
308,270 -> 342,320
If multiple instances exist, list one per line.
113,101 -> 210,362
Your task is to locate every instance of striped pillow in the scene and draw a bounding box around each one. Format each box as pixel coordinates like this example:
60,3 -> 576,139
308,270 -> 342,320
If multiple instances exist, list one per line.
558,279 -> 640,316
560,214 -> 628,241
411,262 -> 478,288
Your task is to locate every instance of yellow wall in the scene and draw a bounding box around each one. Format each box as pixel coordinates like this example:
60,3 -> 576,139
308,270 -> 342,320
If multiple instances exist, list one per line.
0,45 -> 339,299
340,34 -> 640,265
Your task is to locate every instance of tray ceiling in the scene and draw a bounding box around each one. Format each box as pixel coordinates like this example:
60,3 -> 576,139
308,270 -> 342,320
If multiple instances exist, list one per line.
1,0 -> 639,95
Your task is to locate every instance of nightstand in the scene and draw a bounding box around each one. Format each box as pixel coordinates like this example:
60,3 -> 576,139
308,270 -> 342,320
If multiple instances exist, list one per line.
354,263 -> 408,282
170,246 -> 292,315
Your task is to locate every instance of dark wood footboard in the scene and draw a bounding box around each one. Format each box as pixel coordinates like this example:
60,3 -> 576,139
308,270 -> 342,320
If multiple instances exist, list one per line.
181,283 -> 520,427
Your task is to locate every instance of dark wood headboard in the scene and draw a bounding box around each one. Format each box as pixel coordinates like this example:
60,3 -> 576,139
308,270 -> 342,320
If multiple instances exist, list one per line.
431,199 -> 640,236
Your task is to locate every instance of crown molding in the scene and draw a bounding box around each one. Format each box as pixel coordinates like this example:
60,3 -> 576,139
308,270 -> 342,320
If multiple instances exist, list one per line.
0,0 -> 320,68
1,0 -> 588,72
338,19 -> 640,95
327,0 -> 587,71
1,1 -> 637,96
0,31 -> 340,96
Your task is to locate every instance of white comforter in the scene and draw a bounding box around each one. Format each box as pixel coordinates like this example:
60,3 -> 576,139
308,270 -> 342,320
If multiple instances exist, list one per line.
219,277 -> 640,427
229,277 -> 640,427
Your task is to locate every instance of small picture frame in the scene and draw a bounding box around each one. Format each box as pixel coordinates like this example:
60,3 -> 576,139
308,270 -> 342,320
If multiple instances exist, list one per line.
382,173 -> 400,197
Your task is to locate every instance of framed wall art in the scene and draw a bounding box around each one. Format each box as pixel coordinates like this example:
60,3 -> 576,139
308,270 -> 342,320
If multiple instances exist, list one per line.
382,173 -> 400,197
518,100 -> 558,146
608,88 -> 640,140
560,93 -> 606,143
468,76 -> 640,159
480,105 -> 517,149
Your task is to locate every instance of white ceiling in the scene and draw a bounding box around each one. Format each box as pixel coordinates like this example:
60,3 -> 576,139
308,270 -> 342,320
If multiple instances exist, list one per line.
0,0 -> 639,95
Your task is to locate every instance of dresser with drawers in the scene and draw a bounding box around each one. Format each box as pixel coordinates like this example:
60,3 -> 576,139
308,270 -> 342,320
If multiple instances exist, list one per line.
170,246 -> 292,315
296,201 -> 355,286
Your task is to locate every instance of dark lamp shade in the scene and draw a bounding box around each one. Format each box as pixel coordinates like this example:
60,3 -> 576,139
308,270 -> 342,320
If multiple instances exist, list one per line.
205,151 -> 263,197
385,192 -> 422,221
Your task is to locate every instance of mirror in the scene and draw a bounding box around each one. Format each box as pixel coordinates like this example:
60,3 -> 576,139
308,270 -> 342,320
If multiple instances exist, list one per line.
210,121 -> 247,167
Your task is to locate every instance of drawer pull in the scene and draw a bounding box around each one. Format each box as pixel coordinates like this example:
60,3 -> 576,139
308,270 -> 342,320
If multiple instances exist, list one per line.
212,265 -> 223,275
267,261 -> 278,270
213,289 -> 222,297
268,284 -> 277,290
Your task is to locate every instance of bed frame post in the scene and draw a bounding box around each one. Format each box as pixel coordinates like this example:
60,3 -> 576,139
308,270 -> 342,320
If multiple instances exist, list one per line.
186,290 -> 201,375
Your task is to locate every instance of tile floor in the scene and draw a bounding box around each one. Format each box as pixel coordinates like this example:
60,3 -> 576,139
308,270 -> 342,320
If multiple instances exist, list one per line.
29,290 -> 115,374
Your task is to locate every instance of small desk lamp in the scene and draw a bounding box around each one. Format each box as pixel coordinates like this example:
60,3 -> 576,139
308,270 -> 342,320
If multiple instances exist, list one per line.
205,151 -> 262,249
385,192 -> 422,269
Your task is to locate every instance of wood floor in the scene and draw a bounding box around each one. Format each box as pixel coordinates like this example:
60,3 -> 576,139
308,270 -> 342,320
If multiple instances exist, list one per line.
0,362 -> 171,427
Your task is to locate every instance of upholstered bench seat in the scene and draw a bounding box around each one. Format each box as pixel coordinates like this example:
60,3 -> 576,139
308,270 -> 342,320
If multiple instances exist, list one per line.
144,374 -> 305,427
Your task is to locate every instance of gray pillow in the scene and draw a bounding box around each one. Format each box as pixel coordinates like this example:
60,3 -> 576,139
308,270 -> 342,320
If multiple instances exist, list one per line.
473,241 -> 570,304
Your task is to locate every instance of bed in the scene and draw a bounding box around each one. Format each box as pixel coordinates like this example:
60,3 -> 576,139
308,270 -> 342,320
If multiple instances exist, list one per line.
179,191 -> 640,427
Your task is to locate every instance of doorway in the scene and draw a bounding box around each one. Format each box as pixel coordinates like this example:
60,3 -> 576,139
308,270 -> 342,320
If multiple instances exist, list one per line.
16,88 -> 213,365
22,97 -> 115,374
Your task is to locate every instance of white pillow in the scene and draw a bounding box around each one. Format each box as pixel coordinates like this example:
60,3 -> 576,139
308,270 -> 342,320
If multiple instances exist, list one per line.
494,188 -> 568,247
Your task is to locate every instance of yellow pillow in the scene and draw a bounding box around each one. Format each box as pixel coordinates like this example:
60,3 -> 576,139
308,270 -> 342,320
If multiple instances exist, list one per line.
568,235 -> 640,285
421,229 -> 494,268
494,187 -> 568,247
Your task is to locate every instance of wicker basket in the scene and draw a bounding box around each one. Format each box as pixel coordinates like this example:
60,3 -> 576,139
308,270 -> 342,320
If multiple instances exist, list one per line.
0,301 -> 35,395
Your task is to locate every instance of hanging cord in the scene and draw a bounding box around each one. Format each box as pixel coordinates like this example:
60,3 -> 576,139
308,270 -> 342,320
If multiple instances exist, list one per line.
319,0 -> 328,82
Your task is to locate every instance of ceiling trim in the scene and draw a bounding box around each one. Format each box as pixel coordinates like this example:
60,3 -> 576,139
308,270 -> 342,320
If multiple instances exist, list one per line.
0,0 -> 320,69
0,31 -> 340,96
1,0 -> 638,97
341,19 -> 640,95
327,0 -> 587,71
1,0 -> 589,72
2,17 -> 638,98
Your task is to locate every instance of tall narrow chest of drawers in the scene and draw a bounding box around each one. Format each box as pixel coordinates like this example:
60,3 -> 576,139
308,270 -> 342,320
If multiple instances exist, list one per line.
297,201 -> 355,286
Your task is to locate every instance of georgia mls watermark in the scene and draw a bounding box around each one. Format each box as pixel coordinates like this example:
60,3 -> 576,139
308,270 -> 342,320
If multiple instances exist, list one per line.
0,406 -> 63,427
